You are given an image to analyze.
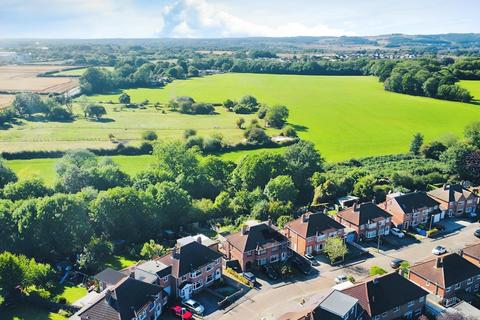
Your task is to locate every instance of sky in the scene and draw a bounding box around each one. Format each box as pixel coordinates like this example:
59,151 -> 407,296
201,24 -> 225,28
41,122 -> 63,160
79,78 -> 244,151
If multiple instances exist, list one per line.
0,0 -> 479,39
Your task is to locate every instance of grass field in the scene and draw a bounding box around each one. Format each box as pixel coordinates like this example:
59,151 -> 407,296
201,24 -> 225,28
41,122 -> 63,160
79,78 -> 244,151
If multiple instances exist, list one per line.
51,67 -> 114,77
90,74 -> 480,161
6,155 -> 156,185
460,80 -> 480,101
0,304 -> 66,320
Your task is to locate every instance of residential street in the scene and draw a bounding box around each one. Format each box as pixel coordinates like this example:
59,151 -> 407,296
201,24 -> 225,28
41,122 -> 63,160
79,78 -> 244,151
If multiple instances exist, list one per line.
210,219 -> 479,320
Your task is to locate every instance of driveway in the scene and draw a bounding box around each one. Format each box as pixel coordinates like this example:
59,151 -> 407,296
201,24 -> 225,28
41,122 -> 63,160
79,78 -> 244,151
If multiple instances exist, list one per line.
214,220 -> 479,320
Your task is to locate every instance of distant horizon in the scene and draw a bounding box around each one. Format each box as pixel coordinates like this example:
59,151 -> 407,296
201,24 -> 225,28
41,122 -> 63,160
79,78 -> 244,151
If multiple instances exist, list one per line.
1,0 -> 479,39
1,32 -> 480,41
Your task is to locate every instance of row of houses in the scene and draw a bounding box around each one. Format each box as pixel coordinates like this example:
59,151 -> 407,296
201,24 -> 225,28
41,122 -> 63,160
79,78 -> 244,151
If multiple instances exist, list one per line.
71,184 -> 479,319
279,244 -> 480,320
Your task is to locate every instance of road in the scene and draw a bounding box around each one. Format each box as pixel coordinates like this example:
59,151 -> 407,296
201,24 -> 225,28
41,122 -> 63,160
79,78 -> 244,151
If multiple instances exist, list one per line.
210,219 -> 479,320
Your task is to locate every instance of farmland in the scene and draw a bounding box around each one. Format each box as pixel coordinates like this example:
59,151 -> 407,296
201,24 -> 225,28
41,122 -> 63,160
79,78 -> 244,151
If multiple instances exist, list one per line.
460,80 -> 480,101
51,66 -> 114,77
0,65 -> 79,94
90,73 -> 480,161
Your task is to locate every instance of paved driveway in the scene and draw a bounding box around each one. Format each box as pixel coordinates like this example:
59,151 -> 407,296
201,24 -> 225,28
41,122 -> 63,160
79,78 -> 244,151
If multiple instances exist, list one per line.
213,220 -> 479,320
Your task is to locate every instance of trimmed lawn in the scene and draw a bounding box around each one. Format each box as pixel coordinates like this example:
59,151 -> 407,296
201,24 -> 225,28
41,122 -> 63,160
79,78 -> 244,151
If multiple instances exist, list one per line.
104,254 -> 137,270
57,285 -> 87,304
89,74 -> 480,162
0,304 -> 66,320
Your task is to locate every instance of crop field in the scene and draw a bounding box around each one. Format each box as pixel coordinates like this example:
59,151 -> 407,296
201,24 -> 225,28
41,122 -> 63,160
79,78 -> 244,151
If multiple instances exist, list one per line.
51,66 -> 114,77
0,94 -> 14,108
0,65 -> 79,94
460,80 -> 480,101
90,73 -> 480,161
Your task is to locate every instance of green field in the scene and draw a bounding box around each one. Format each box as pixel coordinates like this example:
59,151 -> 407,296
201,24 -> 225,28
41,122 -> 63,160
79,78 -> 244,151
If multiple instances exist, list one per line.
52,66 -> 113,76
4,74 -> 480,180
7,155 -> 156,185
0,304 -> 66,320
91,74 -> 480,161
460,80 -> 480,101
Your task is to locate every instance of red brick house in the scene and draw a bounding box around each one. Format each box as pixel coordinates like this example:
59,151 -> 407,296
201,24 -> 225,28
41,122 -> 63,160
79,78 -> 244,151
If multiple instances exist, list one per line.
408,253 -> 480,307
461,243 -> 480,266
72,276 -> 165,320
155,237 -> 223,300
343,272 -> 428,320
221,221 -> 290,271
381,191 -> 442,230
428,184 -> 479,217
284,212 -> 345,256
336,202 -> 392,241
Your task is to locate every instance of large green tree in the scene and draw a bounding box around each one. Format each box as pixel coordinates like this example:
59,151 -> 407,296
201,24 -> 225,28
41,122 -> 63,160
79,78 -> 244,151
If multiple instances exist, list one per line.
264,175 -> 298,203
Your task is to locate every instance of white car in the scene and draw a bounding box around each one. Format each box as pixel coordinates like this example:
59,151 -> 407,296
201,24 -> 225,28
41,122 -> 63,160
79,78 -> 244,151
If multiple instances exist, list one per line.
432,245 -> 447,255
182,299 -> 205,315
335,274 -> 348,284
390,227 -> 405,238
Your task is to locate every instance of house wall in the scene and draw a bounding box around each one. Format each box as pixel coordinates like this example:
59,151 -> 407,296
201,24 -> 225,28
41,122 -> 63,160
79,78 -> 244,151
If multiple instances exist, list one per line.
174,258 -> 222,297
370,297 -> 426,320
384,199 -> 434,230
408,270 -> 480,303
335,216 -> 391,240
285,226 -> 344,255
224,239 -> 289,271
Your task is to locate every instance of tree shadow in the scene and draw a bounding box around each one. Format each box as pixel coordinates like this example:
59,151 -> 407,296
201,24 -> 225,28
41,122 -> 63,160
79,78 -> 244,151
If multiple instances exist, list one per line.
290,123 -> 309,132
94,117 -> 115,123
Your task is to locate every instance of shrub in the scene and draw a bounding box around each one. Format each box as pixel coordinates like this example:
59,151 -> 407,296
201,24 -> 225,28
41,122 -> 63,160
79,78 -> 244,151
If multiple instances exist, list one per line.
185,136 -> 204,149
142,130 -> 158,141
281,125 -> 297,137
203,134 -> 224,152
183,129 -> 197,139
369,265 -> 387,276
426,228 -> 439,238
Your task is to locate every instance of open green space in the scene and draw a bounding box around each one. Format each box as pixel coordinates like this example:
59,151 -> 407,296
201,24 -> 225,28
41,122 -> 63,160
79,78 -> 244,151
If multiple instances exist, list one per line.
51,67 -> 113,76
104,254 -> 137,269
7,155 -> 155,185
0,304 -> 66,320
90,74 -> 480,161
459,80 -> 480,101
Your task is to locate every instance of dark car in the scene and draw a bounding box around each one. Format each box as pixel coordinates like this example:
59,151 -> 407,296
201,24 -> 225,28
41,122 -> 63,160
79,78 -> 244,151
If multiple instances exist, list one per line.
304,254 -> 320,266
474,229 -> 480,238
242,272 -> 256,285
291,256 -> 311,275
263,265 -> 279,280
390,258 -> 404,269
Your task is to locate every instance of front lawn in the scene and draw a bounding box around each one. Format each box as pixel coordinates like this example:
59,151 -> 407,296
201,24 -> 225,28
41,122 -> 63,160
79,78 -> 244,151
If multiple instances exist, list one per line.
104,254 -> 137,269
0,304 -> 67,320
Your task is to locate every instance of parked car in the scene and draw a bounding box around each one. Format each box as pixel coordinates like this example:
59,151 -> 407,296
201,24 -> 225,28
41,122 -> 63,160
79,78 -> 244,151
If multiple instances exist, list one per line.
243,272 -> 256,285
432,245 -> 447,255
262,265 -> 279,280
291,256 -> 311,275
170,306 -> 193,319
474,229 -> 480,238
390,258 -> 404,269
335,274 -> 348,284
182,299 -> 205,315
391,227 -> 405,238
304,254 -> 320,266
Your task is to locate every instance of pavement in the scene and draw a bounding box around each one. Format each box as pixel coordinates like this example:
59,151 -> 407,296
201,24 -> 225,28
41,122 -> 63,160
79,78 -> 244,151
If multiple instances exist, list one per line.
207,219 -> 479,320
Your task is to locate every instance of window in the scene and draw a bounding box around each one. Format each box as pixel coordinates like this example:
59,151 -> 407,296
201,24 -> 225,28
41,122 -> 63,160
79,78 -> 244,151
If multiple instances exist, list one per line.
216,258 -> 221,265
206,263 -> 213,272
455,283 -> 461,290
366,230 -> 377,238
407,300 -> 414,307
329,232 -> 337,237
467,278 -> 473,285
316,234 -> 326,242
246,250 -> 253,256
162,276 -> 169,282
270,255 -> 279,263
257,258 -> 267,266
382,312 -> 387,317
206,273 -> 214,284
446,286 -> 451,293
190,269 -> 202,278
418,296 -> 425,303
181,275 -> 187,281
257,248 -> 267,255
193,280 -> 203,290
393,307 -> 400,312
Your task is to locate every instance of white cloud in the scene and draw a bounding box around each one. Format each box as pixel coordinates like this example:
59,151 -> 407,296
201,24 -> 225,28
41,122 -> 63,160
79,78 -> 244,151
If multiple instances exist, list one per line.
157,0 -> 355,38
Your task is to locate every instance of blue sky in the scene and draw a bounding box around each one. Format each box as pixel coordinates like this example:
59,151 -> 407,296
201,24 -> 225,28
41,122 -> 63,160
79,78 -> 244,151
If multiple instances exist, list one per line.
0,0 -> 479,38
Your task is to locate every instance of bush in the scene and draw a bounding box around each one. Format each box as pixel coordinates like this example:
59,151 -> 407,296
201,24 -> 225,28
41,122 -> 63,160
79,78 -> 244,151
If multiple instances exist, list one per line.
191,102 -> 215,114
369,265 -> 387,276
281,125 -> 297,137
185,136 -> 204,149
244,126 -> 270,144
203,134 -> 224,152
142,130 -> 158,141
183,129 -> 197,139
426,228 -> 439,238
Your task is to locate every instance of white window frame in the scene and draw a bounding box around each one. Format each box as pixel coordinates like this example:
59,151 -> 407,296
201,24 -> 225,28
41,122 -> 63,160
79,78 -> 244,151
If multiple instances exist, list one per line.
270,255 -> 279,263
206,263 -> 213,272
408,300 -> 415,307
206,273 -> 214,284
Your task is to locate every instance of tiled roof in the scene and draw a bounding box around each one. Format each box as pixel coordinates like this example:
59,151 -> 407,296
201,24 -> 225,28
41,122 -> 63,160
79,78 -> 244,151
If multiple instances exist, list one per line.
157,240 -> 222,278
226,221 -> 288,252
463,243 -> 480,261
337,202 -> 391,226
393,192 -> 440,214
342,272 -> 428,317
94,267 -> 127,286
428,184 -> 477,203
409,253 -> 480,288
286,212 -> 345,238
74,277 -> 163,320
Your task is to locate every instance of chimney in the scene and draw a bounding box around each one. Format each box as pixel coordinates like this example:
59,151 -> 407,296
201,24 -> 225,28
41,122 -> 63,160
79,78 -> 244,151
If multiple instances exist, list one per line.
353,203 -> 359,212
373,277 -> 379,285
443,183 -> 450,191
196,236 -> 202,244
302,214 -> 309,223
267,216 -> 272,227
241,225 -> 248,235
372,197 -> 376,204
172,246 -> 178,259
435,257 -> 443,269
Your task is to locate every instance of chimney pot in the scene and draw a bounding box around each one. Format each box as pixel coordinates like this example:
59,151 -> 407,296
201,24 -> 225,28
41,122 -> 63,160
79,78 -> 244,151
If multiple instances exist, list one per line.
241,225 -> 248,235
435,257 -> 443,268
196,236 -> 202,244
302,214 -> 309,223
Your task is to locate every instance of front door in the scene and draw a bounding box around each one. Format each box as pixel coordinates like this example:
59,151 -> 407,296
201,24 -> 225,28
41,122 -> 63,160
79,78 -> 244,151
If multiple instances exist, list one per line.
306,245 -> 312,255
179,284 -> 193,300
